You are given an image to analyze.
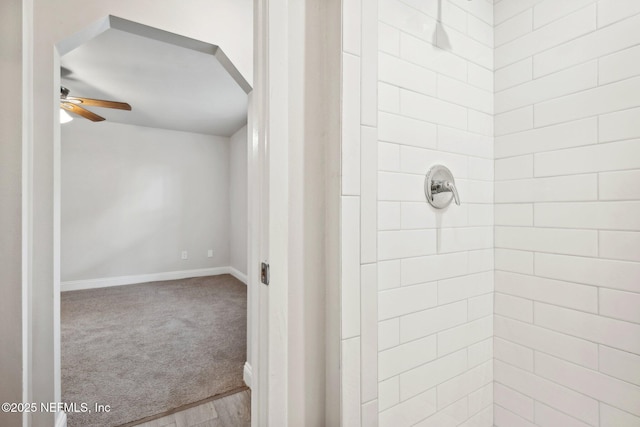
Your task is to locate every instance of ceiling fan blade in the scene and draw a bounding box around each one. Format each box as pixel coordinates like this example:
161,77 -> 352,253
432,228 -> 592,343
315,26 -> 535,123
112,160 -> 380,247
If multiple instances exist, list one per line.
66,96 -> 132,111
61,102 -> 105,122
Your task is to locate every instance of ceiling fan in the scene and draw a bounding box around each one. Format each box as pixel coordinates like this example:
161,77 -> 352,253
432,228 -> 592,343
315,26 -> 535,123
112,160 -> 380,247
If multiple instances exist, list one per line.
60,86 -> 132,122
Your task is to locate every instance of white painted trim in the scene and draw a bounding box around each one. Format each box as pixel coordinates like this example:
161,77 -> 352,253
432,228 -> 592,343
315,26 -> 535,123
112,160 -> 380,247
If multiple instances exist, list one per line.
228,267 -> 248,285
54,411 -> 67,427
243,361 -> 253,389
61,267 -> 236,292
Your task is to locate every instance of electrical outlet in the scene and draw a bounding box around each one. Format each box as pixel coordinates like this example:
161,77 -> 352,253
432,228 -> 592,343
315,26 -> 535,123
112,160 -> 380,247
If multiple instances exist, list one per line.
207,249 -> 213,258
181,250 -> 188,260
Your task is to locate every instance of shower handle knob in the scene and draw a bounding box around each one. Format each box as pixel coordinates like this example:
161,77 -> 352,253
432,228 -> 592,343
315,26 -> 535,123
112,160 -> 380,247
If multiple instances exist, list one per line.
424,165 -> 461,209
431,180 -> 460,205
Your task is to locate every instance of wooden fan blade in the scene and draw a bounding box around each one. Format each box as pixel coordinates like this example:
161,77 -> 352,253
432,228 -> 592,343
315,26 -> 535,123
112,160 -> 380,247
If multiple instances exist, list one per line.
61,102 -> 105,122
67,96 -> 132,111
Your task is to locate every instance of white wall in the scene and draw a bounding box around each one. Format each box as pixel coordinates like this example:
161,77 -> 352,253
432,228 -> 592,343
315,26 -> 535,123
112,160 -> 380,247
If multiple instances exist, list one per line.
61,120 -> 231,283
229,125 -> 248,277
340,0 -> 495,425
493,1 -> 640,426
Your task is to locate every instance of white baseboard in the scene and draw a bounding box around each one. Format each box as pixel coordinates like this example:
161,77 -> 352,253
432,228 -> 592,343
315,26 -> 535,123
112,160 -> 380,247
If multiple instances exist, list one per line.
243,361 -> 252,389
228,267 -> 248,285
61,266 -> 247,292
55,411 -> 67,427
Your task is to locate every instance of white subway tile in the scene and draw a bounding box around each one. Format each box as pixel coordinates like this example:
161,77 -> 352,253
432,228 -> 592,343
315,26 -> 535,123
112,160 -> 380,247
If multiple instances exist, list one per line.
400,32 -> 468,82
468,338 -> 493,368
495,9 -> 532,47
468,293 -> 494,321
378,171 -> 424,201
378,0 -> 436,42
458,405 -> 493,427
361,264 -> 377,403
413,397 -> 468,427
495,5 -> 596,69
468,204 -> 494,227
450,0 -> 493,25
495,315 -> 599,368
401,252 -> 468,286
379,388 -> 436,427
400,201 -> 467,230
439,227 -> 494,254
437,361 -> 493,409
468,382 -> 493,416
362,127 -> 377,264
438,75 -> 493,114
494,382 -> 534,421
535,351 -> 640,417
468,63 -> 493,92
467,14 -> 493,47
468,157 -> 494,181
535,201 -> 640,230
495,405 -> 537,427
399,146 -> 467,177
496,61 -> 598,114
495,270 -> 598,313
401,0 -> 467,32
342,196 -> 361,338
534,11 -> 640,77
399,349 -> 468,400
379,281 -> 438,320
495,117 -> 598,158
400,90 -> 468,130
438,271 -> 493,304
534,139 -> 640,176
342,337 -> 361,426
600,106 -> 640,142
495,249 -> 534,274
600,345 -> 640,387
437,126 -> 493,159
342,0 -> 361,55
495,226 -> 598,256
379,318 -> 399,351
379,52 -> 437,96
495,155 -> 533,180
495,293 -> 533,323
495,106 -> 533,136
378,259 -> 400,290
600,403 -> 640,427
379,22 -> 400,55
494,360 -> 600,425
600,170 -> 640,201
378,201 -> 400,230
378,229 -> 437,260
379,82 -> 400,113
495,204 -> 534,226
467,109 -> 494,137
468,248 -> 495,273
362,400 -> 378,427
342,53 -> 361,195
533,401 -> 592,427
533,0 -> 597,29
598,0 -> 640,27
378,142 -> 400,171
399,301 -> 467,343
434,25 -> 493,69
600,230 -> 640,262
495,58 -> 533,92
495,174 -> 598,203
600,288 -> 640,324
494,337 -> 534,371
534,302 -> 640,354
437,316 -> 493,356
494,0 -> 544,25
536,76 -> 640,127
536,252 -> 640,293
378,112 -> 437,148
600,44 -> 640,85
379,376 -> 399,411
379,335 -> 437,380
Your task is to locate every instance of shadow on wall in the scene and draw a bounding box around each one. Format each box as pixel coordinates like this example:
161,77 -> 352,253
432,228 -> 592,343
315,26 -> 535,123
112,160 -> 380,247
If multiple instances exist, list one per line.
433,0 -> 452,49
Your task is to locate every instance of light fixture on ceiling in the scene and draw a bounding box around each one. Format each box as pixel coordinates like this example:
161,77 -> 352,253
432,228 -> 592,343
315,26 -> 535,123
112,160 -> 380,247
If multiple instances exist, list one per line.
60,108 -> 73,124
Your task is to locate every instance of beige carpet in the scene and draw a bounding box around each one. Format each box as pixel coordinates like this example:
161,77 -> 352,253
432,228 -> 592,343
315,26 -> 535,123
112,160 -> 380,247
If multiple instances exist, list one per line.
61,274 -> 247,427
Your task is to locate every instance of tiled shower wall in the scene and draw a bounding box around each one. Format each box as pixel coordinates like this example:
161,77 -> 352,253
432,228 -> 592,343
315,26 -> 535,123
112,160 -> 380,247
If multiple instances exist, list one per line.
493,1 -> 640,426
